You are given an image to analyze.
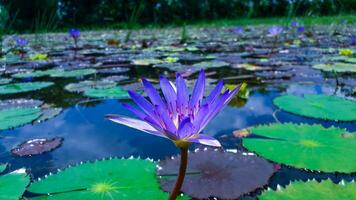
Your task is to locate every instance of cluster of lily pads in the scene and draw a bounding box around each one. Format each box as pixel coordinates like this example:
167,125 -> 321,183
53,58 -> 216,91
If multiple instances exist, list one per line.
0,22 -> 355,199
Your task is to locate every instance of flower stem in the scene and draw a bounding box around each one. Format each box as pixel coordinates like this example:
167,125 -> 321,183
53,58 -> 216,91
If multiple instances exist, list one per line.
168,147 -> 188,200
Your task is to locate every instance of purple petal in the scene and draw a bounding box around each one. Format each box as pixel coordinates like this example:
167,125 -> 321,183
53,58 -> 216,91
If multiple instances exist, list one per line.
155,105 -> 177,136
176,73 -> 189,115
159,75 -> 177,115
142,79 -> 166,107
177,118 -> 194,139
187,134 -> 221,147
189,70 -> 205,110
204,79 -> 223,105
199,90 -> 230,131
105,114 -> 165,138
122,103 -> 164,132
192,104 -> 210,133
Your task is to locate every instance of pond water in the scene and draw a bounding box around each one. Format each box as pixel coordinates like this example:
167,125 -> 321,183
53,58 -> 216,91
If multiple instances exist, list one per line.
0,26 -> 355,199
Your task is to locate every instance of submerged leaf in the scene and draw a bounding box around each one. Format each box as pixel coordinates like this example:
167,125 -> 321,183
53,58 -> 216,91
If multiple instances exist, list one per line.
157,148 -> 276,199
11,137 -> 63,157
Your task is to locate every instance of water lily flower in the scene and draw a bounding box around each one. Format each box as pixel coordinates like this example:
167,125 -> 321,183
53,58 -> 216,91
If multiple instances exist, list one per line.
69,28 -> 80,38
290,20 -> 299,27
268,26 -> 284,37
233,26 -> 244,34
106,70 -> 240,148
297,26 -> 305,33
16,38 -> 28,47
352,36 -> 356,45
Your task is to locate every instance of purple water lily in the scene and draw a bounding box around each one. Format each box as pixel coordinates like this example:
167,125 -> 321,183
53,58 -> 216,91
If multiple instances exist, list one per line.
290,20 -> 299,27
268,26 -> 284,37
297,26 -> 305,33
352,36 -> 356,45
233,26 -> 244,34
106,70 -> 240,148
69,28 -> 80,38
16,38 -> 28,47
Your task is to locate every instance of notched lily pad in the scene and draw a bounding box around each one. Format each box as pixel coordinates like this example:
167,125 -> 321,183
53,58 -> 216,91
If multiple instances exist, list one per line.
312,62 -> 356,73
83,86 -> 129,99
193,60 -> 230,69
157,148 -> 276,199
11,137 -> 63,157
65,80 -> 116,93
0,107 -> 42,131
0,168 -> 30,200
259,179 -> 356,200
50,69 -> 97,78
274,94 -> 356,121
243,123 -> 356,173
28,158 -> 186,199
0,82 -> 54,94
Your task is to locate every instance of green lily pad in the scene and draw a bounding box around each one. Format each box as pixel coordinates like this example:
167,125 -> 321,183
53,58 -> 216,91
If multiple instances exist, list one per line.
12,70 -> 50,78
0,82 -> 54,95
273,94 -> 356,121
28,158 -> 186,199
83,86 -> 129,99
0,168 -> 30,200
0,78 -> 12,85
65,80 -> 116,93
0,107 -> 42,130
193,61 -> 229,69
233,63 -> 264,71
243,123 -> 356,173
50,69 -> 97,78
132,58 -> 164,66
259,179 -> 356,200
312,63 -> 356,72
0,164 -> 7,173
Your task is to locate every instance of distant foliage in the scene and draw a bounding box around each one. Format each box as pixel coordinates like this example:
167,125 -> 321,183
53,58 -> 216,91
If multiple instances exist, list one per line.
1,0 -> 355,32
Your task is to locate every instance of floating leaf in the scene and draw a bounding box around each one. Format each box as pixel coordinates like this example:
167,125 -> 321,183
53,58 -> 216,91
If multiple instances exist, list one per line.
0,164 -> 6,173
11,137 -> 63,157
29,53 -> 48,61
233,63 -> 264,71
132,58 -> 164,66
0,99 -> 43,110
0,82 -> 54,95
0,78 -> 12,85
193,61 -> 229,69
0,107 -> 42,131
65,80 -> 116,93
157,148 -> 276,199
274,94 -> 356,121
225,83 -> 249,99
339,48 -> 353,56
83,86 -> 129,99
28,158 -> 185,199
36,107 -> 63,123
12,70 -> 49,78
0,168 -> 30,200
259,179 -> 356,200
243,123 -> 356,173
50,69 -> 96,78
312,63 -> 356,72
